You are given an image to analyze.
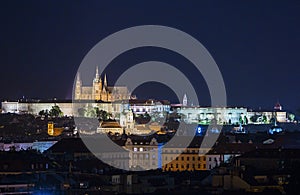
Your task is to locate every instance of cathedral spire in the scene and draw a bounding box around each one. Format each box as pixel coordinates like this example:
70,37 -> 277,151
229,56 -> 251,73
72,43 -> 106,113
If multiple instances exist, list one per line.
95,66 -> 99,81
76,72 -> 80,81
183,94 -> 188,106
76,72 -> 81,83
104,74 -> 107,87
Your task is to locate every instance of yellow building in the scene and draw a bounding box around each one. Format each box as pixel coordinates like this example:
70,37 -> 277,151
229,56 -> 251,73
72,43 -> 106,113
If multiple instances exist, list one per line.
162,147 -> 210,171
74,67 -> 130,101
47,122 -> 64,136
161,137 -> 211,171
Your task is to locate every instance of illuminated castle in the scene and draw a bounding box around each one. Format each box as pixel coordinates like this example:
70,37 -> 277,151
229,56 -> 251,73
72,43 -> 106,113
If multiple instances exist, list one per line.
74,67 -> 130,101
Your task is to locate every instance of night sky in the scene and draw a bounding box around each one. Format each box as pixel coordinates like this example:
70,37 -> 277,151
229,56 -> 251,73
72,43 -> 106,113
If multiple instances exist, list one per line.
0,1 -> 299,111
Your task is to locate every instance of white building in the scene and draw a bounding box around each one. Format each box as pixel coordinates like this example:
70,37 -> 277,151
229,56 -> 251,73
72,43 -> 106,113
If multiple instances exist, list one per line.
129,99 -> 170,115
177,107 -> 247,124
1,100 -> 124,117
124,138 -> 159,171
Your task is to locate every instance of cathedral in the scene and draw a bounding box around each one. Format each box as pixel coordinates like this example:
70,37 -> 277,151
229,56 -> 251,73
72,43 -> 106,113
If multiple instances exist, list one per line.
74,67 -> 130,101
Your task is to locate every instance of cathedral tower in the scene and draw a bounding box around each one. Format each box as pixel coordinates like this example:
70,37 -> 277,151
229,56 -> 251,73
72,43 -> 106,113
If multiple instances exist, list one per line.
75,73 -> 82,100
104,74 -> 107,88
92,66 -> 102,100
183,94 -> 188,106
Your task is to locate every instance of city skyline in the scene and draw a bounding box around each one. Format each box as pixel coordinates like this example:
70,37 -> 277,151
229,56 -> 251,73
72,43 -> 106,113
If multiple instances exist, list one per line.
0,1 -> 300,111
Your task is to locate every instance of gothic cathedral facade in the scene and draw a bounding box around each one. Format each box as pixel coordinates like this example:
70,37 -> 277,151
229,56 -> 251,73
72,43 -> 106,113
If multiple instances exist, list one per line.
74,67 -> 130,101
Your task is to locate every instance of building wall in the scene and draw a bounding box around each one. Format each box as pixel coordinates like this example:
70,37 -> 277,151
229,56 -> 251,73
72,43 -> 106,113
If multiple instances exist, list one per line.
124,138 -> 159,170
162,148 -> 210,171
177,107 -> 287,124
177,107 -> 247,124
131,103 -> 170,115
1,101 -> 124,117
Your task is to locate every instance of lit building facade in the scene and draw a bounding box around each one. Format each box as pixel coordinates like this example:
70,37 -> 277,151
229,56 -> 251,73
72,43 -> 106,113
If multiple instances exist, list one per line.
1,100 -> 124,117
162,147 -> 209,171
129,99 -> 170,115
176,106 -> 287,124
177,107 -> 248,124
124,138 -> 159,171
74,67 -> 130,101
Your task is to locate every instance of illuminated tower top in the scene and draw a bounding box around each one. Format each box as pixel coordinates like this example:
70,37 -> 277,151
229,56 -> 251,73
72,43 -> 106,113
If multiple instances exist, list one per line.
94,66 -> 100,82
274,101 -> 282,111
183,94 -> 188,107
104,74 -> 107,87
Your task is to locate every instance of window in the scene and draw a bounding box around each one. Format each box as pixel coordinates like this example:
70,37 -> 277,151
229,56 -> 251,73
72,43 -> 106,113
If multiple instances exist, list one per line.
192,157 -> 195,161
181,157 -> 184,161
209,157 -> 211,161
139,148 -> 143,152
134,147 -> 137,152
203,164 -> 206,169
187,157 -> 190,161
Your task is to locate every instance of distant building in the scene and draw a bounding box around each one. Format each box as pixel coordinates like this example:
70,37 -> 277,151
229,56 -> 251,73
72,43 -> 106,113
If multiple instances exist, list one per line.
74,67 -> 130,101
129,99 -> 170,115
162,137 -> 210,171
46,138 -> 129,170
182,94 -> 188,107
176,107 -> 248,124
1,100 -> 124,117
124,137 -> 159,171
97,120 -> 123,134
0,141 -> 57,152
274,101 -> 282,111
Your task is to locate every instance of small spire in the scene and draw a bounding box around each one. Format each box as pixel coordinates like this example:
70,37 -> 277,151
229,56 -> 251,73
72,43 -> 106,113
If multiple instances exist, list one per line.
95,66 -> 99,80
183,94 -> 187,106
104,74 -> 107,87
76,72 -> 81,82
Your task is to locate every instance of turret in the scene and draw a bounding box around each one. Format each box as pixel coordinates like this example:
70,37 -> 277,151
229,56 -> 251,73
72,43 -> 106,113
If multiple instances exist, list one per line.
92,66 -> 101,100
75,73 -> 82,100
104,74 -> 107,87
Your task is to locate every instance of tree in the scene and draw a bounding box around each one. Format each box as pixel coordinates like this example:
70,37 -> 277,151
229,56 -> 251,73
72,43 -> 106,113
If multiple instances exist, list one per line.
288,113 -> 295,121
250,114 -> 259,123
239,116 -> 244,124
262,115 -> 267,123
38,109 -> 48,117
49,105 -> 63,117
95,108 -> 109,121
244,116 -> 248,124
77,108 -> 86,117
269,117 -> 276,124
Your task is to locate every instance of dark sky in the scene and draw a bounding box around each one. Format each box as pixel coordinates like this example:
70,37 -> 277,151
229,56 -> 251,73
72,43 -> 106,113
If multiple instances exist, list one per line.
0,1 -> 299,111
